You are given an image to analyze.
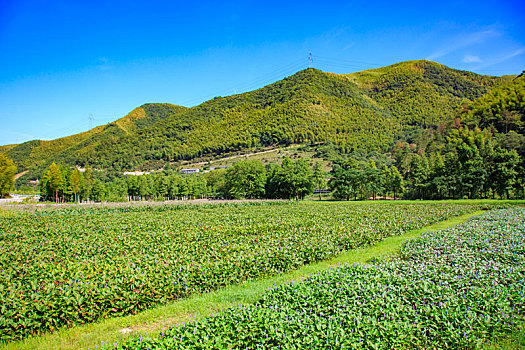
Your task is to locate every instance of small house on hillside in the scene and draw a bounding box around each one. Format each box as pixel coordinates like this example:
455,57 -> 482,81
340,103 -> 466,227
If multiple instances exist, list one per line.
181,168 -> 200,174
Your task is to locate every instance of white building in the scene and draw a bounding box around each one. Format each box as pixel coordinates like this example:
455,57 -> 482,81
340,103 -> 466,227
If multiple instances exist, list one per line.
180,168 -> 200,174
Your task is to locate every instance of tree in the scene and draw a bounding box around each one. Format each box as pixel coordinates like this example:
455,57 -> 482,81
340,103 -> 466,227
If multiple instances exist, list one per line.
138,175 -> 154,200
203,169 -> 227,199
46,162 -> 64,203
71,168 -> 83,203
0,153 -> 16,198
364,161 -> 383,200
289,158 -> 314,200
514,159 -> 525,199
499,110 -> 522,134
390,166 -> 404,200
457,143 -> 486,199
265,163 -> 281,199
490,147 -> 520,199
224,160 -> 266,199
91,179 -> 106,202
168,175 -> 182,200
407,153 -> 429,199
156,174 -> 169,200
265,157 -> 314,200
329,158 -> 361,201
427,153 -> 447,199
83,165 -> 93,202
381,164 -> 391,199
312,162 -> 327,200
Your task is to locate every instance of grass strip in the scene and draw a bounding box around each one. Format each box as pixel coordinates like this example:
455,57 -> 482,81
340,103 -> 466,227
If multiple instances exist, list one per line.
0,210 -> 485,350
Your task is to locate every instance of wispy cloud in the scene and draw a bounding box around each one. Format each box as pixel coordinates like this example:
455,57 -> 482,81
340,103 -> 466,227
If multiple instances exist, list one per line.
499,47 -> 525,62
426,28 -> 501,60
342,43 -> 354,51
462,55 -> 482,63
474,47 -> 525,70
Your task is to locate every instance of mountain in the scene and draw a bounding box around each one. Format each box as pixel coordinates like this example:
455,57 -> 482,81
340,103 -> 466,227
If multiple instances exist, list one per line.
462,71 -> 524,133
2,60 -> 514,184
4,103 -> 186,182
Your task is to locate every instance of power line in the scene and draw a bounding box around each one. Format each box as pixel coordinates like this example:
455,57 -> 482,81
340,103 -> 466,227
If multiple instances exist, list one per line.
178,58 -> 306,106
315,55 -> 384,67
176,55 -> 385,107
314,57 -> 382,72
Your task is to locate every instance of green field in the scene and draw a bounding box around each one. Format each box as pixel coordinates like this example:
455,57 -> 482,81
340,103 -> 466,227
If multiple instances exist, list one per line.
0,201 -> 489,342
1,200 -> 523,349
116,207 -> 525,349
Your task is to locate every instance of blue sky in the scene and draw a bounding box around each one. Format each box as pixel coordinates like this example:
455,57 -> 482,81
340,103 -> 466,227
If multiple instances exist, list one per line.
1,0 -> 524,146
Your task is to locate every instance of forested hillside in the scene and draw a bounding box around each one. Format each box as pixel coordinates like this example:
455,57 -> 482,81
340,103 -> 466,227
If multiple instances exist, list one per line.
3,60 -> 513,185
463,72 -> 525,134
5,103 -> 186,183
351,60 -> 509,126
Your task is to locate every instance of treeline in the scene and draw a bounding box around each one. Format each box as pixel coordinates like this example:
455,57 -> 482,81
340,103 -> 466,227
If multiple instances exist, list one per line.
327,125 -> 524,200
34,70 -> 525,203
395,127 -> 523,199
0,152 -> 17,198
39,126 -> 525,203
40,162 -> 212,203
327,72 -> 524,201
39,158 -> 325,203
329,159 -> 404,200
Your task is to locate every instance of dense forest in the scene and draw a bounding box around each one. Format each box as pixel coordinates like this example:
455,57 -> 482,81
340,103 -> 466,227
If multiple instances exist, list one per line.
1,60 -> 513,187
34,69 -> 525,202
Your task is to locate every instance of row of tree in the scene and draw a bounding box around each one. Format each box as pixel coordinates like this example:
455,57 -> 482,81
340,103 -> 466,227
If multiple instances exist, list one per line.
329,159 -> 404,200
326,127 -> 524,201
37,126 -> 525,203
396,127 -> 524,200
38,157 -> 326,203
41,163 -> 97,203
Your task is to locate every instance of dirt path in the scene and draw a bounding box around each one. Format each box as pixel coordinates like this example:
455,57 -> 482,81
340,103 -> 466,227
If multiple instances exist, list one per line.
182,147 -> 280,166
14,170 -> 28,180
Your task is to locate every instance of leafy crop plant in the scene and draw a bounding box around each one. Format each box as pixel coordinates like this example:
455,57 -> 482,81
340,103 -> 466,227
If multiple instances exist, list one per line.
116,208 -> 525,349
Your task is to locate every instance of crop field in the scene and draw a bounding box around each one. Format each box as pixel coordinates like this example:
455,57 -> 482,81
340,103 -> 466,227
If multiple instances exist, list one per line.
113,207 -> 525,349
0,201 -> 485,342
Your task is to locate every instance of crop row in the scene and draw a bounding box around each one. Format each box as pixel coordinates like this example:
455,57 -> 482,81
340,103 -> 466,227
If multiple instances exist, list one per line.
116,208 -> 525,349
1,201 -> 481,341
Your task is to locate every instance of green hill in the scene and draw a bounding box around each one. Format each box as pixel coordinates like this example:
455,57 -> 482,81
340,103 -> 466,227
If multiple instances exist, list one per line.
351,60 -> 510,126
462,71 -> 524,133
5,103 -> 186,182
3,60 -> 513,183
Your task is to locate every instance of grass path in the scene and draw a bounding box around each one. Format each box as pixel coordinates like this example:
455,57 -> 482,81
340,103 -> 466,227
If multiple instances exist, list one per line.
1,210 -> 486,350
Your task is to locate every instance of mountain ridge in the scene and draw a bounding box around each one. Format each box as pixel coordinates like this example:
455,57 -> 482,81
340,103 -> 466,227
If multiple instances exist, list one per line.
2,60 -> 515,184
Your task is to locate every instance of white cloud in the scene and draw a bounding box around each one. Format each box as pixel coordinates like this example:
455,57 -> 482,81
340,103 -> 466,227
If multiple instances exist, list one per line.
463,55 -> 482,63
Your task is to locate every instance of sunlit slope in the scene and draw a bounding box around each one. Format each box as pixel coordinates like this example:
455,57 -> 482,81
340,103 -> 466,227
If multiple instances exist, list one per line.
5,103 -> 186,180
4,60 -> 512,179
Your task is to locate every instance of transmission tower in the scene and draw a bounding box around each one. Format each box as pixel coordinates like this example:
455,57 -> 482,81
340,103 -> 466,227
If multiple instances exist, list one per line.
89,114 -> 94,129
308,52 -> 313,68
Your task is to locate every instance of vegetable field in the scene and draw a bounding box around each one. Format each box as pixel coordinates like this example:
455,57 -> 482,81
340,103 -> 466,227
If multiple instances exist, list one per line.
117,207 -> 525,349
1,201 -> 482,341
